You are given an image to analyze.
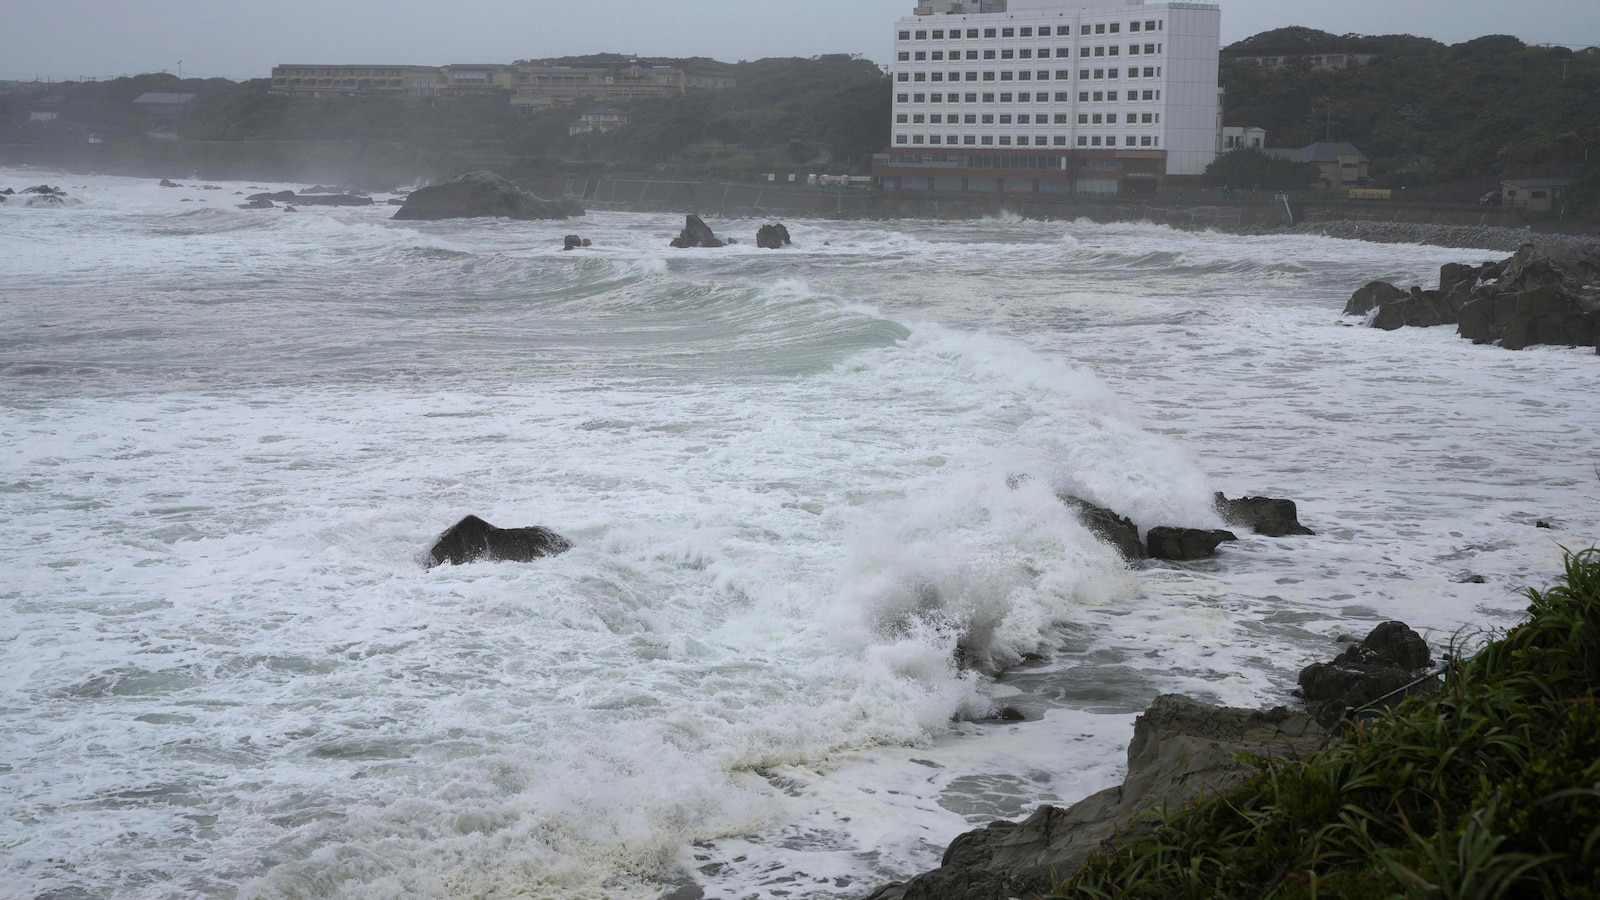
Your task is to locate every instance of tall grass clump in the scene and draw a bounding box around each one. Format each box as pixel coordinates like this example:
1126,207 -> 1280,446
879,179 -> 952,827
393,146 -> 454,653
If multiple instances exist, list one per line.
1053,549 -> 1600,900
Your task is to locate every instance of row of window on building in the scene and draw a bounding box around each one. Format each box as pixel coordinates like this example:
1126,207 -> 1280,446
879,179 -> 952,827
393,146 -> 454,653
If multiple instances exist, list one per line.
896,133 -> 1162,147
899,66 -> 1164,84
899,112 -> 1162,125
900,43 -> 1163,62
897,20 -> 1165,41
897,88 -> 1164,104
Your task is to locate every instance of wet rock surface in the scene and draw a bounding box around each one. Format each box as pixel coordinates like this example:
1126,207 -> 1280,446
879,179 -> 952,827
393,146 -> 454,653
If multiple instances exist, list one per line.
393,171 -> 579,221
1298,621 -> 1436,727
1215,493 -> 1315,537
426,515 -> 573,567
670,214 -> 725,248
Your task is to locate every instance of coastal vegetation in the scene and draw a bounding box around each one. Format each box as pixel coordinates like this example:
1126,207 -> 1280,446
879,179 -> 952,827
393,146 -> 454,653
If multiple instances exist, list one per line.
1050,549 -> 1600,899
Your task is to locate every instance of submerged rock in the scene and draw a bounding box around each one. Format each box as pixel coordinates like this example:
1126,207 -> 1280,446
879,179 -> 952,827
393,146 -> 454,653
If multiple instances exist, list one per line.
393,171 -> 579,221
159,178 -> 181,188
247,190 -> 297,202
238,198 -> 275,210
865,695 -> 1326,900
669,214 -> 724,248
427,515 -> 573,567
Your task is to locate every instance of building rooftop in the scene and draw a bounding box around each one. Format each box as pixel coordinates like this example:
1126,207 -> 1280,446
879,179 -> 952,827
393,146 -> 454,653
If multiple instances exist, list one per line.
1265,141 -> 1368,164
1501,177 -> 1575,188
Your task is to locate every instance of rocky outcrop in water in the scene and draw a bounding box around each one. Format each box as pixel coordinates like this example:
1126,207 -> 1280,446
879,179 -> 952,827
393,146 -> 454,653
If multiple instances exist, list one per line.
159,179 -> 181,188
562,235 -> 591,251
238,198 -> 276,210
1214,493 -> 1315,537
1059,495 -> 1146,561
292,193 -> 375,207
757,223 -> 792,249
393,171 -> 579,221
427,515 -> 573,567
1346,244 -> 1600,352
865,695 -> 1327,900
1298,621 -> 1435,727
670,214 -> 725,248
247,190 -> 297,203
1146,526 -> 1236,561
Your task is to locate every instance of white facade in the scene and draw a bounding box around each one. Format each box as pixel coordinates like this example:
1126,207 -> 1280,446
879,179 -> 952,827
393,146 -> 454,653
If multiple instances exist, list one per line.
889,0 -> 1220,175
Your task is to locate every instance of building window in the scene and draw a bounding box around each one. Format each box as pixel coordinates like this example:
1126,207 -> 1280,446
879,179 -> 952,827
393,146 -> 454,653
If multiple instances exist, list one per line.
984,49 -> 997,59
948,70 -> 961,81
1140,136 -> 1152,146
1020,26 -> 1033,37
1126,136 -> 1137,146
967,50 -> 979,60
1107,113 -> 1117,124
1058,25 -> 1072,35
999,114 -> 1013,124
1095,23 -> 1106,34
915,30 -> 927,39
897,134 -> 908,144
1091,136 -> 1102,146
1145,44 -> 1157,54
915,52 -> 927,61
1078,113 -> 1088,124
914,73 -> 926,81
1078,136 -> 1088,146
929,135 -> 941,144
983,72 -> 996,81
984,28 -> 996,38
1000,92 -> 1013,102
982,114 -> 994,123
930,113 -> 942,123
1018,71 -> 1031,81
982,136 -> 994,145
932,29 -> 944,39
1037,70 -> 1050,80
913,114 -> 926,123
897,114 -> 909,123
1001,71 -> 1014,81
965,72 -> 978,81
1110,23 -> 1120,33
897,93 -> 909,102
914,93 -> 926,102
967,29 -> 979,38
965,92 -> 977,101
1108,46 -> 1119,56
964,135 -> 976,145
1094,69 -> 1104,79
1055,113 -> 1069,124
1107,90 -> 1118,101
912,134 -> 924,143
1094,46 -> 1105,57
898,31 -> 910,41
964,114 -> 977,123
982,92 -> 995,102
1141,89 -> 1153,100
1131,22 -> 1141,32
932,51 -> 944,61
1057,91 -> 1072,101
897,73 -> 909,82
1092,114 -> 1103,124
1055,136 -> 1067,145
1002,27 -> 1015,37
1080,91 -> 1090,101
931,73 -> 944,82
1109,68 -> 1119,78
1001,49 -> 1014,59
898,52 -> 910,62
1140,112 -> 1152,123
1018,92 -> 1031,101
1129,44 -> 1140,55
999,136 -> 1012,145
1079,69 -> 1090,79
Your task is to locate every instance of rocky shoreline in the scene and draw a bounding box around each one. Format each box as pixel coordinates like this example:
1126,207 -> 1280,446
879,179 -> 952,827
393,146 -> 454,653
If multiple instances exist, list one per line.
1257,220 -> 1600,255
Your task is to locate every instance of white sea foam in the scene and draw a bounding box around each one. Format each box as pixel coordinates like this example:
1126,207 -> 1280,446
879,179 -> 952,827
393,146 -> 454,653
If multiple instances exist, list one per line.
2,169 -> 1596,899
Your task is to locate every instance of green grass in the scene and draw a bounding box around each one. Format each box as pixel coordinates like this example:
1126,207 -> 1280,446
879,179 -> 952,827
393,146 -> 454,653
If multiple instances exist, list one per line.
1051,549 -> 1600,900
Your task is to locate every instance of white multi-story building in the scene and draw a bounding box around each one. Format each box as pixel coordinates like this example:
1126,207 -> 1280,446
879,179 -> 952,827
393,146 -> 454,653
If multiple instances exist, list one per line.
875,0 -> 1220,196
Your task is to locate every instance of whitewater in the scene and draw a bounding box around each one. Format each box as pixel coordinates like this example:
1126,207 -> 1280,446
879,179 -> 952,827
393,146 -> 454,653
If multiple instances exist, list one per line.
2,171 -> 1595,900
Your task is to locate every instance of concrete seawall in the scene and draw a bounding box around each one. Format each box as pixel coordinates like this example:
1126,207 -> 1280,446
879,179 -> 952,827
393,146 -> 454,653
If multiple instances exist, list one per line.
527,175 -> 1589,234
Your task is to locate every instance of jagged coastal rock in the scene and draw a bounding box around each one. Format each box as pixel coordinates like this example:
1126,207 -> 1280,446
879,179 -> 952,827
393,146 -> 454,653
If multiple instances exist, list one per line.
426,515 -> 573,567
670,214 -> 725,248
1146,526 -> 1237,560
562,234 -> 592,251
756,223 -> 792,249
1346,244 -> 1600,352
865,695 -> 1327,900
1298,621 -> 1435,726
392,171 -> 581,221
1059,495 -> 1146,562
1214,493 -> 1315,537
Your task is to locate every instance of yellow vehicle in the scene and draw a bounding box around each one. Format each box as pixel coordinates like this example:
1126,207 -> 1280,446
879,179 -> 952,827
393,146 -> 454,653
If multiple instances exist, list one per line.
1348,188 -> 1393,200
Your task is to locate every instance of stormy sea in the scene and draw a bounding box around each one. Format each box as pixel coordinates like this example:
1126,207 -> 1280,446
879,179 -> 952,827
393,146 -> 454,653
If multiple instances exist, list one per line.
3,171 -> 1596,899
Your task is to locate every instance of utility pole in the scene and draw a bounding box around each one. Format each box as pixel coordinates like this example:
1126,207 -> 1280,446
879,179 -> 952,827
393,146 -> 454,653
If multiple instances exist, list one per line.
178,60 -> 183,79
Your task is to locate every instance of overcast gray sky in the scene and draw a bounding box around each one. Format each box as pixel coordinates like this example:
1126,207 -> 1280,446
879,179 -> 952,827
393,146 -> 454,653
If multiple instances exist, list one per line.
4,0 -> 1597,82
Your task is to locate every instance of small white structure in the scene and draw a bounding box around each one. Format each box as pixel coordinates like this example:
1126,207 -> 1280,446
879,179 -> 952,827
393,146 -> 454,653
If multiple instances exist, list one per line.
1221,125 -> 1266,151
567,107 -> 629,136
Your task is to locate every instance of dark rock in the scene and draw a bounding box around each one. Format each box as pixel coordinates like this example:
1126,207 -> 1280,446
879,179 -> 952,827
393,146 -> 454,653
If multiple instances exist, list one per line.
995,706 -> 1027,722
1370,286 -> 1467,330
283,206 -> 298,213
562,234 -> 591,251
1343,280 -> 1406,316
22,185 -> 64,195
1298,621 -> 1435,727
387,198 -> 407,206
200,185 -> 222,190
1458,285 -> 1598,350
247,190 -> 297,202
238,198 -> 275,210
865,695 -> 1326,900
1059,495 -> 1146,561
669,214 -> 725,249
0,188 -> 13,195
756,223 -> 792,249
393,171 -> 579,221
1537,520 -> 1553,529
1457,574 -> 1487,584
158,179 -> 181,188
1146,527 -> 1236,561
427,515 -> 572,568
1214,493 -> 1314,537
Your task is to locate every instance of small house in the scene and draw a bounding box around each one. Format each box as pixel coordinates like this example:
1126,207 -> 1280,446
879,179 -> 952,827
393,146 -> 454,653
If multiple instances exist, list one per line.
1500,178 -> 1574,214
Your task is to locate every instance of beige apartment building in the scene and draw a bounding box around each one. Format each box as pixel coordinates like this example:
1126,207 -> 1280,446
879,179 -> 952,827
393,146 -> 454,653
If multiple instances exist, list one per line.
508,63 -> 736,110
270,65 -> 443,97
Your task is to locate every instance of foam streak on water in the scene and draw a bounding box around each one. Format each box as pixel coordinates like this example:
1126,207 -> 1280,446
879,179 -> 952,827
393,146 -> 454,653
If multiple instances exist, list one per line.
2,171 -> 1596,899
